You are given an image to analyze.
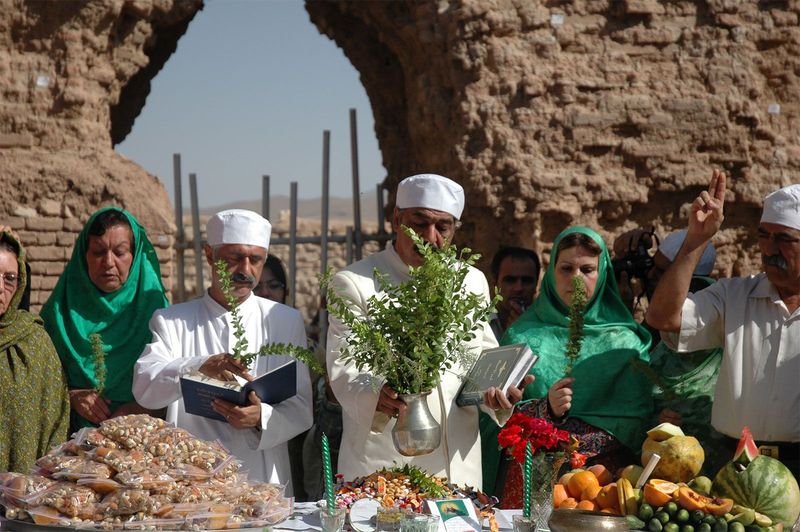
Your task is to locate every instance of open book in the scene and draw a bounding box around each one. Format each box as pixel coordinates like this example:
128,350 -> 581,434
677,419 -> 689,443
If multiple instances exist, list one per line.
455,344 -> 538,407
180,360 -> 297,422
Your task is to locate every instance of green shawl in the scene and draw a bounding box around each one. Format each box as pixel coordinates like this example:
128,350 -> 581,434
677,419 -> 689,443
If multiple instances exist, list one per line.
481,227 -> 652,493
40,208 -> 168,428
1,231 -> 70,472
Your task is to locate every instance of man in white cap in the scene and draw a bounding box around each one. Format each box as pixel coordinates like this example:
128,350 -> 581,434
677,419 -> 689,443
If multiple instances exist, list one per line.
647,172 -> 799,473
133,209 -> 313,490
326,174 -> 531,489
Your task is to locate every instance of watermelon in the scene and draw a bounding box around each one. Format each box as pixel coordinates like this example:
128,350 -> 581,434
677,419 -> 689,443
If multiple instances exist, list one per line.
711,427 -> 800,527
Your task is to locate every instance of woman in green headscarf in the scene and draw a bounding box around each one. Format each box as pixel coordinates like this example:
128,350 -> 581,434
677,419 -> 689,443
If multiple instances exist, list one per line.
484,227 -> 653,506
41,207 -> 168,430
1,230 -> 70,472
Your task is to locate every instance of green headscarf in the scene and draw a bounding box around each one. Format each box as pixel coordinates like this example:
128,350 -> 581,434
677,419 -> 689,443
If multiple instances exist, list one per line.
1,231 -> 69,472
481,227 -> 653,492
505,226 -> 652,447
40,207 -> 168,428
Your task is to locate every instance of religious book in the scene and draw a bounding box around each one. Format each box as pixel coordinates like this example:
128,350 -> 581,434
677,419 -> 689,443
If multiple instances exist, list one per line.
180,360 -> 297,422
455,343 -> 538,407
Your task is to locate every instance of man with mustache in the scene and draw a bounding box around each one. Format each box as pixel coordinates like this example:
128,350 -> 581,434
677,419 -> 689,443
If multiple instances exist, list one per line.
647,175 -> 799,474
133,209 -> 313,490
326,174 -> 532,489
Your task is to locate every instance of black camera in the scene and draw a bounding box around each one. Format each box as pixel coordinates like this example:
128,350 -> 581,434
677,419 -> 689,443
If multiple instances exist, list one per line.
612,229 -> 658,281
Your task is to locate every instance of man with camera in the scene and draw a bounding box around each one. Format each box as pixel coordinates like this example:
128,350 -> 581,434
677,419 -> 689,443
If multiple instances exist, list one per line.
488,247 -> 541,341
646,172 -> 800,474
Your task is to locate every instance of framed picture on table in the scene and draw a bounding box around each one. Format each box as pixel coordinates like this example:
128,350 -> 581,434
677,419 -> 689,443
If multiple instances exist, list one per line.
424,498 -> 482,532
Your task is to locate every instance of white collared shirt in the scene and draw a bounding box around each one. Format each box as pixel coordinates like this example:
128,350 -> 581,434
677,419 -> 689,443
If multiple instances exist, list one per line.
662,273 -> 800,442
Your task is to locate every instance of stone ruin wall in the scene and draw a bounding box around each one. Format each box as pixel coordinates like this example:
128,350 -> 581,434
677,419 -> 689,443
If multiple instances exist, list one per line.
3,0 -> 800,321
308,0 -> 800,276
0,0 -> 203,310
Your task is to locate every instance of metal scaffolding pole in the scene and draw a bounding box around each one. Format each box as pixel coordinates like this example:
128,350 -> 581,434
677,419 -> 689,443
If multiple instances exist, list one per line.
172,153 -> 186,303
321,130 -> 330,277
262,175 -> 270,220
289,182 -> 298,309
349,109 -> 363,261
189,172 -> 204,298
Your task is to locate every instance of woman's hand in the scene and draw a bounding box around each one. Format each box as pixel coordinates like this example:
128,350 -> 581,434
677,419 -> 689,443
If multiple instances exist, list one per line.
548,377 -> 574,419
110,401 -> 152,418
69,389 -> 111,424
657,408 -> 682,426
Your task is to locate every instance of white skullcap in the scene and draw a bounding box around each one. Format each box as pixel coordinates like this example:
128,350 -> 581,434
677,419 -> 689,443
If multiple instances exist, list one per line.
658,229 -> 716,276
206,209 -> 271,249
760,184 -> 800,231
396,174 -> 465,219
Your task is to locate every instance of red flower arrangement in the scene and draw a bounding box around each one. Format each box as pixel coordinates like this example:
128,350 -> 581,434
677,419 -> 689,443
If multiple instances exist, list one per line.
498,412 -> 585,467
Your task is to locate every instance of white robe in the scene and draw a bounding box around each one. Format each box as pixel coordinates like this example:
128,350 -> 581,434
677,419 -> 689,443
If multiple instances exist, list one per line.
326,243 -> 500,488
133,292 -> 313,494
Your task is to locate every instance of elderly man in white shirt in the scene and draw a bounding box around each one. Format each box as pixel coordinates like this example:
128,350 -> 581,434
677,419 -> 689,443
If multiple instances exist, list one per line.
646,172 -> 800,474
326,174 -> 533,489
133,210 -> 313,493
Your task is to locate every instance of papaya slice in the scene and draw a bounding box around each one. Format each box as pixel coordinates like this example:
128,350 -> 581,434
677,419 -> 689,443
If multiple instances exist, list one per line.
704,497 -> 734,517
644,479 -> 679,508
677,486 -> 711,511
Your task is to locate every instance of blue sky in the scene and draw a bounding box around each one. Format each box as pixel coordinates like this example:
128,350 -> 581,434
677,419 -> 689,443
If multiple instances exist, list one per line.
116,0 -> 385,209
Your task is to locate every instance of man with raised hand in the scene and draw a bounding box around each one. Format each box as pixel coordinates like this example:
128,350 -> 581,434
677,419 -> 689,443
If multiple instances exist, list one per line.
326,173 -> 532,489
133,209 -> 312,491
646,172 -> 799,474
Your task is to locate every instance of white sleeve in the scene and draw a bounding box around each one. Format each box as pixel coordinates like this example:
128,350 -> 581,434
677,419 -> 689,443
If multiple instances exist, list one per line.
662,282 -> 726,353
326,271 -> 385,431
253,313 -> 314,450
132,311 -> 211,410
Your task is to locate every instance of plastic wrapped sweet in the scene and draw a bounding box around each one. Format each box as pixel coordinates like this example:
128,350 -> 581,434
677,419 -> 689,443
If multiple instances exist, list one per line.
99,415 -> 168,449
0,414 -> 290,530
50,459 -> 115,481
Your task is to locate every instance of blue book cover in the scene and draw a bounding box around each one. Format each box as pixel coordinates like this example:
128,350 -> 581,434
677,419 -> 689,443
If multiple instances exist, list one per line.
180,360 -> 297,422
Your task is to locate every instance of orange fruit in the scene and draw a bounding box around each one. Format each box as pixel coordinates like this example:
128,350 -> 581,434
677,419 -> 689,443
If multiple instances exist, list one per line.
644,479 -> 680,508
567,470 -> 600,499
581,484 -> 602,502
600,507 -> 619,515
588,464 -> 613,486
577,499 -> 599,511
553,484 -> 569,508
595,483 -> 618,509
560,497 -> 578,509
558,472 -> 576,486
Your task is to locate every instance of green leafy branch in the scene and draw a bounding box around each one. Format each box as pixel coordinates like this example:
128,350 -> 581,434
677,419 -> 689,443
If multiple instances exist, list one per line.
214,260 -> 322,374
89,333 -> 106,396
387,463 -> 448,499
323,227 -> 500,394
564,275 -> 587,376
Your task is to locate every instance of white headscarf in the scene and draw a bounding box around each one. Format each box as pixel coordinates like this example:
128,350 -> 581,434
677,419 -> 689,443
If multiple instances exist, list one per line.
396,174 -> 465,219
760,184 -> 800,231
206,209 -> 271,249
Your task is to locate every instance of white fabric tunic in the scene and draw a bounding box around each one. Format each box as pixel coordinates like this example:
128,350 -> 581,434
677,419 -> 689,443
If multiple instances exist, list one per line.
133,292 -> 313,494
327,243 -> 500,488
662,273 -> 800,442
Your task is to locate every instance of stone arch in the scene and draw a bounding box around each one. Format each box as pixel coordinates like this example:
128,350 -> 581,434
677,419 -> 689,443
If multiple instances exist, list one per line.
307,0 -> 800,274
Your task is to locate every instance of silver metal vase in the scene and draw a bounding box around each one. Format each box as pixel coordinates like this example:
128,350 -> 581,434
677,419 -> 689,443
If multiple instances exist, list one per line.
392,391 -> 441,456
